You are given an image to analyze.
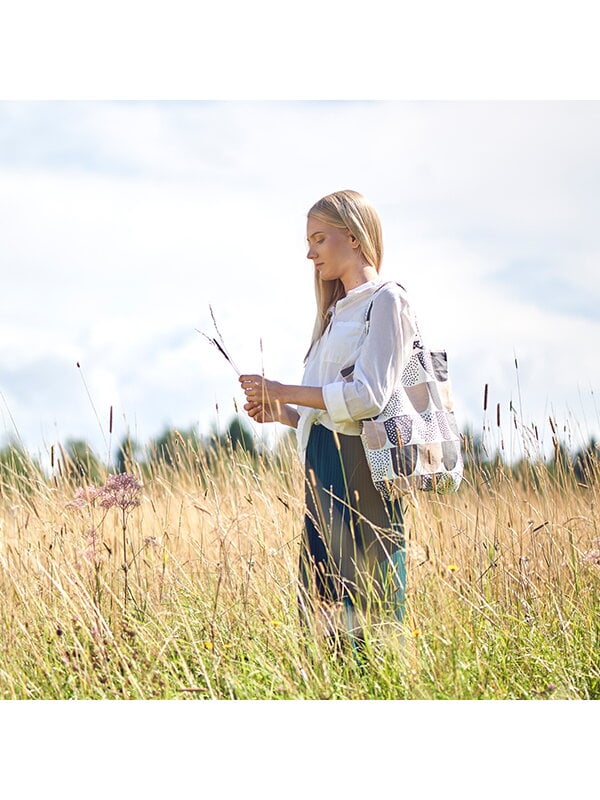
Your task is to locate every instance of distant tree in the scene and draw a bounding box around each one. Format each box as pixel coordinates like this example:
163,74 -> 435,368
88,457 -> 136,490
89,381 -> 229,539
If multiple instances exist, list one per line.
461,427 -> 492,471
142,418 -> 257,478
63,439 -> 104,483
0,442 -> 43,496
116,434 -> 143,474
547,439 -> 573,479
573,438 -> 598,486
224,416 -> 256,455
146,426 -> 205,470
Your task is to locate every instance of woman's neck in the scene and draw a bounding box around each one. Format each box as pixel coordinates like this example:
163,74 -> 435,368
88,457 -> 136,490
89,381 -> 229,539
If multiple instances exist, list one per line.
341,264 -> 379,293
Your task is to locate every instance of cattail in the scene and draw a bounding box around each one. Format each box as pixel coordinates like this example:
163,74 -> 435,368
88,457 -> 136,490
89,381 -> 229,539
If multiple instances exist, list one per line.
109,406 -> 113,434
483,384 -> 488,412
496,403 -> 501,428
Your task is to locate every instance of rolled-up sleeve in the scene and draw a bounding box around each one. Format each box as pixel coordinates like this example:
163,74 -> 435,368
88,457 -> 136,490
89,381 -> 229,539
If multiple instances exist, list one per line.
322,380 -> 351,422
322,287 -> 416,423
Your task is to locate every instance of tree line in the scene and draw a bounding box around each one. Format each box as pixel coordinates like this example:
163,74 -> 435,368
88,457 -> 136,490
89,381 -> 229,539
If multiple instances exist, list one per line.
0,416 -> 262,491
0,416 -> 597,493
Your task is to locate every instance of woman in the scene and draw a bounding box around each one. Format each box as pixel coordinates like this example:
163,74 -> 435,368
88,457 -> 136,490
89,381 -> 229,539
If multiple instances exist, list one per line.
240,190 -> 417,644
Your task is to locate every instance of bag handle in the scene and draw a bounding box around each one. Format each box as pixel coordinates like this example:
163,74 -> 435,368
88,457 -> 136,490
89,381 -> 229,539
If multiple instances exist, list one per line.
365,281 -> 407,333
365,281 -> 425,354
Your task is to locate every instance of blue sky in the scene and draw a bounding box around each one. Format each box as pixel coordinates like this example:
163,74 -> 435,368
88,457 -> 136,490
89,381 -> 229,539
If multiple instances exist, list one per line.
1,100 -> 599,462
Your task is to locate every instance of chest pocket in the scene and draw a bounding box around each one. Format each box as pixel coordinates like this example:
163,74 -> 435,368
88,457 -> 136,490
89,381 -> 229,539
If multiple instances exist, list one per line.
321,319 -> 366,366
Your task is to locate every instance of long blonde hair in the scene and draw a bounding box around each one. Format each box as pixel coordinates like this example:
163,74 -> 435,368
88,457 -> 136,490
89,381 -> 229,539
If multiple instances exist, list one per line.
305,189 -> 383,360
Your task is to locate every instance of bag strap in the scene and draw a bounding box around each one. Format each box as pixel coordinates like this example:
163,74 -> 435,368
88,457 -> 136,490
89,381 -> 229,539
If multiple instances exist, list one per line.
365,280 -> 425,353
365,281 -> 406,334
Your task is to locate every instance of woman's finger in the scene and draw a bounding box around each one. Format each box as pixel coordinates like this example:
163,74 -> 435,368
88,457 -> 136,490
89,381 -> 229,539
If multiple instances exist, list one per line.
239,374 -> 262,386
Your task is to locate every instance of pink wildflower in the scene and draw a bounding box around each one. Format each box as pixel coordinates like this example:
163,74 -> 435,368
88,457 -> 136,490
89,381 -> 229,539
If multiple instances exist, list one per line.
98,473 -> 142,511
68,485 -> 102,508
582,538 -> 600,567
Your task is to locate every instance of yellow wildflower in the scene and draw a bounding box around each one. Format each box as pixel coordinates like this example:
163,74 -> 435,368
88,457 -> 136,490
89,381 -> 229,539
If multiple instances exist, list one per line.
204,641 -> 214,650
447,564 -> 459,572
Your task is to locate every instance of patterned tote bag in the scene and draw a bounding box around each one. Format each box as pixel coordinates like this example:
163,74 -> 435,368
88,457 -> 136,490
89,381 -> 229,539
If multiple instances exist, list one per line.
346,283 -> 464,499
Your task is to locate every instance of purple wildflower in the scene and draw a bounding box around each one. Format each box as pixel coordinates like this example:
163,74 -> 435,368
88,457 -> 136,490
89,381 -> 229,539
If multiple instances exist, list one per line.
98,473 -> 142,511
582,538 -> 600,567
68,485 -> 103,508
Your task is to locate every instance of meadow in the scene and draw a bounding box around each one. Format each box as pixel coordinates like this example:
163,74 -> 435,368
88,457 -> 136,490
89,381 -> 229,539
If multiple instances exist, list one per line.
0,424 -> 598,700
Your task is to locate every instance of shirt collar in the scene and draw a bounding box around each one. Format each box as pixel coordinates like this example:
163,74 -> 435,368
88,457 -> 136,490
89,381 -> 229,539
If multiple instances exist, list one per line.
335,276 -> 385,309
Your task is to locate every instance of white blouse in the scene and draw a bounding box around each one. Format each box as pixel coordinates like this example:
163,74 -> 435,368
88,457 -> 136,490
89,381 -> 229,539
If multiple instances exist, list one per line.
296,277 -> 417,460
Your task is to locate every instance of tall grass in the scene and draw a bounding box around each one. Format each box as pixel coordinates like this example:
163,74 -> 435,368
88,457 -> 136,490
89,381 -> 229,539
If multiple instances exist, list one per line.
0,427 -> 598,700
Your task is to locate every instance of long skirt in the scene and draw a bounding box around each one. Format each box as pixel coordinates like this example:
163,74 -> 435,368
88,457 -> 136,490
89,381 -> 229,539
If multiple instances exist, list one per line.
299,422 -> 406,637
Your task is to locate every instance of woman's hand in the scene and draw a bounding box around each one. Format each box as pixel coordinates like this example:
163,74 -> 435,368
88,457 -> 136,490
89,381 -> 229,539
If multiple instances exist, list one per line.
243,400 -> 279,424
239,374 -> 285,422
239,374 -> 286,406
239,375 -> 299,428
239,374 -> 324,422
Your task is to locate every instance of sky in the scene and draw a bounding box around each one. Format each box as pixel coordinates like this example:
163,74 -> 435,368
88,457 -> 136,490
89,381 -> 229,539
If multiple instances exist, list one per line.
1,99 -> 599,463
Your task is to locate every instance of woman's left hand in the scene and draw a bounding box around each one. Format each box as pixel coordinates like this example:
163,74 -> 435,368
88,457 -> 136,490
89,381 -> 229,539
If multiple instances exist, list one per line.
239,374 -> 286,406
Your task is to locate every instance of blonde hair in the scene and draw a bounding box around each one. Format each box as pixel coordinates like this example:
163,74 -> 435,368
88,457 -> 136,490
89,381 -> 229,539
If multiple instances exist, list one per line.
305,189 -> 383,359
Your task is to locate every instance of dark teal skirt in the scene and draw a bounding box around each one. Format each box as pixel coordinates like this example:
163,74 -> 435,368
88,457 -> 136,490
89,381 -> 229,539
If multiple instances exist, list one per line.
299,422 -> 406,627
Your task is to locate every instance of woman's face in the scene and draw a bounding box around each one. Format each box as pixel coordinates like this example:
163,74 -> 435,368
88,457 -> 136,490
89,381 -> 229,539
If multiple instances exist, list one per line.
306,216 -> 357,283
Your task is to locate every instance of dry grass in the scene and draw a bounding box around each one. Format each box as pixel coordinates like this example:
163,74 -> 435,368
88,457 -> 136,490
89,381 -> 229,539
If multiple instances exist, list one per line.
0,431 -> 598,699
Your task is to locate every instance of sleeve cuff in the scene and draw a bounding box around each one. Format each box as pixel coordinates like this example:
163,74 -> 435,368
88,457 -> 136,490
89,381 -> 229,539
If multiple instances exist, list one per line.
322,381 -> 351,423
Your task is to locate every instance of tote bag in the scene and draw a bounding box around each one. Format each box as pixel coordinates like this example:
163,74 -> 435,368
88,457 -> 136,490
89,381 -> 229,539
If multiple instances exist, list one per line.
357,283 -> 464,499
